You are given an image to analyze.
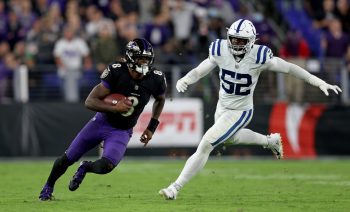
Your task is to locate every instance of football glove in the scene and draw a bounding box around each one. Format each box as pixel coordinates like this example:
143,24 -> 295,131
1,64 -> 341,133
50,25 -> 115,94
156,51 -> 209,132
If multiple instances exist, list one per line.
176,77 -> 189,93
319,83 -> 342,96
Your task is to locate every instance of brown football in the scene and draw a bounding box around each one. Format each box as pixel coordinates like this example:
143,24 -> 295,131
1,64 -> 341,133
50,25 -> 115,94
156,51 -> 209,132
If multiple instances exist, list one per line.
103,93 -> 126,105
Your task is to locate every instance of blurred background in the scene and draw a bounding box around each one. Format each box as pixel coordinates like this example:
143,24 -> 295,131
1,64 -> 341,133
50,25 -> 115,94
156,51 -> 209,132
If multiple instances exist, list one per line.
0,0 -> 349,159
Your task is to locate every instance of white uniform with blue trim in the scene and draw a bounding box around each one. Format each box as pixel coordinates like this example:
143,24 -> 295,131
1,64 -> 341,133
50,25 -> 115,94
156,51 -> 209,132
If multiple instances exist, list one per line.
210,39 -> 273,110
159,19 -> 340,198
205,39 -> 273,146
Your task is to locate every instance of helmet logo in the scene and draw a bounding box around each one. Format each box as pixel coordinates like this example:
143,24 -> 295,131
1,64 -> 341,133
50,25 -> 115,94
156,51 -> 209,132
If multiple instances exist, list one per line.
235,19 -> 245,33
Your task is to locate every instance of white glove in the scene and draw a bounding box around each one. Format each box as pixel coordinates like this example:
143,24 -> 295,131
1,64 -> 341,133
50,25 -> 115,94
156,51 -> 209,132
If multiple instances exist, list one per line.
176,78 -> 189,93
319,83 -> 342,96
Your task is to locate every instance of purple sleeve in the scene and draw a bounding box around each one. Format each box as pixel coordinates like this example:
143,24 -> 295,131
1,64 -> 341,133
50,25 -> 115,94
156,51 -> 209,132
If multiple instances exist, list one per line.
101,80 -> 111,89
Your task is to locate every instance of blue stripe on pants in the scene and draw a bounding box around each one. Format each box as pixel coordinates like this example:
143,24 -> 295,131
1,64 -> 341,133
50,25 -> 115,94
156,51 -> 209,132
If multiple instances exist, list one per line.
211,109 -> 252,146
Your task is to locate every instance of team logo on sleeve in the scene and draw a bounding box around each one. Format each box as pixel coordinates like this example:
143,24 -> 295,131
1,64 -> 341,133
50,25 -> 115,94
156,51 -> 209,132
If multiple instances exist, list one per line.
101,68 -> 110,79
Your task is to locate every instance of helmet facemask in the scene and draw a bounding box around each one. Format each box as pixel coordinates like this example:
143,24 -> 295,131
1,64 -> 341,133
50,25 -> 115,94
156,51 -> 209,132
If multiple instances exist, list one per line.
227,19 -> 257,56
228,35 -> 256,56
127,53 -> 153,75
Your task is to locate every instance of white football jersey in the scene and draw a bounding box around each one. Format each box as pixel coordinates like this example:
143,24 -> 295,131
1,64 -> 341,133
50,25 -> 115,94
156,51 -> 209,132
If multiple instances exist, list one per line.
209,39 -> 273,110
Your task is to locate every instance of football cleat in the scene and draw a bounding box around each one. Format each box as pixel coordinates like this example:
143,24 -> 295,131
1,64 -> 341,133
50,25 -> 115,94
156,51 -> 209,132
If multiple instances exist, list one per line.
69,161 -> 89,191
159,183 -> 179,200
39,184 -> 54,201
266,133 -> 284,159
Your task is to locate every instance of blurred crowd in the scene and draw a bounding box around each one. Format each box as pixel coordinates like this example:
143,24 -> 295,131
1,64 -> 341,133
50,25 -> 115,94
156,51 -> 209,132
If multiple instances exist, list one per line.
0,0 -> 349,103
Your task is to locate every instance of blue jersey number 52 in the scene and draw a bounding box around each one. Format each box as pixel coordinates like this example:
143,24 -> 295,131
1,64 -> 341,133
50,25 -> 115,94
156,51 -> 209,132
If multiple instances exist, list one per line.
220,69 -> 252,95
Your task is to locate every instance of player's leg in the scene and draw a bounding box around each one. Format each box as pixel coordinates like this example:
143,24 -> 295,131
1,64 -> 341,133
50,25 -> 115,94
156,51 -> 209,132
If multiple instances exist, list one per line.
159,137 -> 213,200
228,129 -> 284,159
86,128 -> 132,174
69,128 -> 131,191
38,116 -> 102,198
39,153 -> 74,201
159,108 -> 253,200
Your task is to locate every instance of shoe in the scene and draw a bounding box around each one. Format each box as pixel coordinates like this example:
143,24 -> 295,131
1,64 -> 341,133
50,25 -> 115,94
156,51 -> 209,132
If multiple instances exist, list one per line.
266,133 -> 284,159
39,184 -> 54,201
159,184 -> 179,200
69,161 -> 89,191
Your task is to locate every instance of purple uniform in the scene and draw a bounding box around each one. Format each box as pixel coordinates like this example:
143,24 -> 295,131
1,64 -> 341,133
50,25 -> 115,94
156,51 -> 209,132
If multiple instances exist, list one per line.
66,61 -> 167,165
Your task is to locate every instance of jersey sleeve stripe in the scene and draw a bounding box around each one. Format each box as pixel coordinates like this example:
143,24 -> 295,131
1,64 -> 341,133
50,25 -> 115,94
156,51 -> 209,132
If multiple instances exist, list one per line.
101,80 -> 111,89
211,109 -> 253,146
255,45 -> 264,64
217,39 -> 222,56
211,41 -> 217,56
261,47 -> 269,64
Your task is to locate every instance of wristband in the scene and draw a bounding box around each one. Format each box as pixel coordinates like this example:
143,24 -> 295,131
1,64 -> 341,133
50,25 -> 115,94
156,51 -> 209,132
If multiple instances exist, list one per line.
147,118 -> 160,133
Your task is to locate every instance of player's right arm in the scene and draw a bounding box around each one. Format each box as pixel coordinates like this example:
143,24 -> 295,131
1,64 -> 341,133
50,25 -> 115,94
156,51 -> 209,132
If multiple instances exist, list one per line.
176,58 -> 217,92
85,83 -> 131,113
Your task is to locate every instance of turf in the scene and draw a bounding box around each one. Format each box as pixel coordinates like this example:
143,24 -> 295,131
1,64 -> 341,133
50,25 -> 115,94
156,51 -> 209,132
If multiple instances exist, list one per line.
0,158 -> 349,212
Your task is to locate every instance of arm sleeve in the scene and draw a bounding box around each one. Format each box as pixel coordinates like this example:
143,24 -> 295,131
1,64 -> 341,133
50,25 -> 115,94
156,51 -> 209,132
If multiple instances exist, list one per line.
265,57 -> 326,87
100,65 -> 114,89
79,40 -> 90,56
184,58 -> 217,84
53,41 -> 62,57
154,73 -> 167,96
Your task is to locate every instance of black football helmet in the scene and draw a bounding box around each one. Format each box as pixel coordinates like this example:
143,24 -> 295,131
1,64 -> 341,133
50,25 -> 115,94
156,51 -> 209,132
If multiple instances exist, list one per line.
126,38 -> 154,75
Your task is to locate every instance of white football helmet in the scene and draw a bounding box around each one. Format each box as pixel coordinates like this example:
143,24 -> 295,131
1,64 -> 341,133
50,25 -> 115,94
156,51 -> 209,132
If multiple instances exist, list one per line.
227,19 -> 257,56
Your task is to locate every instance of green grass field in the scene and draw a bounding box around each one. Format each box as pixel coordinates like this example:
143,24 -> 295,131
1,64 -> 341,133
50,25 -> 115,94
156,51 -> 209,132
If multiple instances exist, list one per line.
0,158 -> 350,212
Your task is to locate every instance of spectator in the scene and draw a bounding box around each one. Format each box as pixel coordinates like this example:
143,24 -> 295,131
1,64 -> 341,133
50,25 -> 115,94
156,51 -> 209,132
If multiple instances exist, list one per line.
6,10 -> 23,48
91,23 -> 119,73
143,1 -> 172,49
33,0 -> 49,16
280,30 -> 311,58
0,1 -> 8,41
32,16 -> 60,65
107,0 -> 140,23
280,30 -> 311,103
18,0 -> 37,37
334,0 -> 350,33
0,43 -> 12,103
54,26 -> 91,102
304,0 -> 324,19
321,19 -> 350,58
85,6 -> 115,39
169,0 -> 197,42
115,16 -> 139,55
321,19 -> 350,89
313,0 -> 337,31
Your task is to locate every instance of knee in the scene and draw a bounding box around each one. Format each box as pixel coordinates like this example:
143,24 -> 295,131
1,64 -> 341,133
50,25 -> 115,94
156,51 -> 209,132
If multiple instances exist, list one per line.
97,157 -> 115,174
55,154 -> 74,167
196,139 -> 214,155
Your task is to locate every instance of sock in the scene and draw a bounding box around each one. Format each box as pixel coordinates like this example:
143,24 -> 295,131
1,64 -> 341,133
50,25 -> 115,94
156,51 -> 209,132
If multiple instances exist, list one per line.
84,157 -> 115,174
228,128 -> 268,146
175,139 -> 213,188
46,154 -> 74,187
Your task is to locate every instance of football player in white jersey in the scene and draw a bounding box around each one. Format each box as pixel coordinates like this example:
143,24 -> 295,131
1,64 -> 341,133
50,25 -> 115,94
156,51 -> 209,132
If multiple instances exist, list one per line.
159,19 -> 341,200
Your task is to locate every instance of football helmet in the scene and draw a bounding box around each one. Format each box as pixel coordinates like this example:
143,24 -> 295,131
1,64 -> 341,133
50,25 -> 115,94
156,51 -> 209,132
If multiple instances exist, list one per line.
227,19 -> 256,56
126,38 -> 154,75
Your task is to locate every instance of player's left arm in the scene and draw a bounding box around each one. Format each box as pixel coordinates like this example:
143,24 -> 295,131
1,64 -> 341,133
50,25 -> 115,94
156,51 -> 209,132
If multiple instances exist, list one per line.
265,56 -> 342,96
140,73 -> 167,146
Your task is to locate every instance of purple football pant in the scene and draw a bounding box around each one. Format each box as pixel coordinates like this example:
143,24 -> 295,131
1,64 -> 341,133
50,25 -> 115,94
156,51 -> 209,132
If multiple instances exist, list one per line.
65,113 -> 132,166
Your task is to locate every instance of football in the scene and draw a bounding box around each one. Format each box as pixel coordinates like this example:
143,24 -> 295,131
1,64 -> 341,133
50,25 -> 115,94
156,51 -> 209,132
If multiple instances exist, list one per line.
103,93 -> 128,105
103,93 -> 132,106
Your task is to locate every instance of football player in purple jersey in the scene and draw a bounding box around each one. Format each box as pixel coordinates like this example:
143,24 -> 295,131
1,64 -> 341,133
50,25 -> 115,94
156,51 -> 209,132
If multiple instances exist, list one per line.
39,38 -> 167,201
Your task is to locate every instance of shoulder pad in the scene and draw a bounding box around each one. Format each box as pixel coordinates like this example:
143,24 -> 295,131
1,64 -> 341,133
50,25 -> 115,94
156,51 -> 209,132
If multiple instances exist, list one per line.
254,45 -> 274,65
209,39 -> 223,57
